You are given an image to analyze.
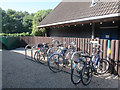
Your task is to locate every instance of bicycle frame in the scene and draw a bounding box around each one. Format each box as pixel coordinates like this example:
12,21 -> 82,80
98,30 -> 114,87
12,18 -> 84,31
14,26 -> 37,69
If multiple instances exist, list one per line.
48,45 -> 75,69
71,51 -> 86,70
72,58 -> 85,70
92,53 -> 100,68
61,48 -> 74,57
54,47 -> 75,64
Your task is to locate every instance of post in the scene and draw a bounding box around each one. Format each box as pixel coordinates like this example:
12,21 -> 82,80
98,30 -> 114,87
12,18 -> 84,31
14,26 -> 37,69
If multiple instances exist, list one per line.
45,33 -> 47,37
107,39 -> 111,60
0,9 -> 2,89
91,23 -> 95,39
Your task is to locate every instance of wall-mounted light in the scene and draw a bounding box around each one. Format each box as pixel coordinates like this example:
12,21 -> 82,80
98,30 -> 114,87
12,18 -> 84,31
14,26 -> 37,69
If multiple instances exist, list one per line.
100,22 -> 102,24
74,25 -> 77,26
68,25 -> 70,27
112,21 -> 115,23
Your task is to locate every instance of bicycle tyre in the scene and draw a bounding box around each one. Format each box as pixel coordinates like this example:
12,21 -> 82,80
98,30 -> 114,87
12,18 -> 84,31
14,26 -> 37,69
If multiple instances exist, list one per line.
48,53 -> 64,73
97,59 -> 110,74
34,51 -> 46,64
71,64 -> 81,85
34,51 -> 40,62
81,64 -> 93,86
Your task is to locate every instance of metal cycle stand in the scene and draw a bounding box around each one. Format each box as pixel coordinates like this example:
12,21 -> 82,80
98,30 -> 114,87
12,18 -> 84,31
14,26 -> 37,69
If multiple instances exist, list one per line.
90,41 -> 99,56
25,44 -> 37,60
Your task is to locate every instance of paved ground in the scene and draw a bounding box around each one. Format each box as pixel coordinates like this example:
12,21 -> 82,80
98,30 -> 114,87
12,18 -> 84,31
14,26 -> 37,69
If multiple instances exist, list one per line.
2,48 -> 119,88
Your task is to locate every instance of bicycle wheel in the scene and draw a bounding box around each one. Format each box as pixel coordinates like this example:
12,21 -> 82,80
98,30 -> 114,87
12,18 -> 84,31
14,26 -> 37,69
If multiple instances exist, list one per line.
81,64 -> 93,86
48,54 -> 64,73
47,47 -> 60,58
71,61 -> 84,85
34,51 -> 40,62
38,51 -> 46,64
97,59 -> 109,74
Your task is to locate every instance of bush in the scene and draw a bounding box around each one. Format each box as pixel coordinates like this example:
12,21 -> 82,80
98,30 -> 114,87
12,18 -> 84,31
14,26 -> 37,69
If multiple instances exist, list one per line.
0,32 -> 32,37
25,32 -> 29,36
0,33 -> 6,36
33,28 -> 46,36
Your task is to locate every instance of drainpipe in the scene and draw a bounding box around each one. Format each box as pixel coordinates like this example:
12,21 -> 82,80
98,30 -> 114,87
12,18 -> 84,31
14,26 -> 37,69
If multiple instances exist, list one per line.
92,23 -> 95,39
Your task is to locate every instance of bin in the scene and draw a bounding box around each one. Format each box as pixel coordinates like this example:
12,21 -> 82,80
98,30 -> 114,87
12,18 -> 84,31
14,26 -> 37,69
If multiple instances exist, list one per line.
0,36 -> 20,50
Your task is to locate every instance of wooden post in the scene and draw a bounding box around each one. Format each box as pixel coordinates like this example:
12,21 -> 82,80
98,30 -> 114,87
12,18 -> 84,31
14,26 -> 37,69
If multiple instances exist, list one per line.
114,40 -> 119,75
110,40 -> 115,74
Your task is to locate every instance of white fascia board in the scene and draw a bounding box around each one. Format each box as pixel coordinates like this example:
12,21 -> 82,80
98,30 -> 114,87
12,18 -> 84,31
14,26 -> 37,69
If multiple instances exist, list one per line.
37,13 -> 120,28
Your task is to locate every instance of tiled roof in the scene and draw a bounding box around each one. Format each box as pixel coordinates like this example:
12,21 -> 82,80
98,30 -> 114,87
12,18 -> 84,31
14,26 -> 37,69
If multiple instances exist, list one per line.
38,0 -> 120,27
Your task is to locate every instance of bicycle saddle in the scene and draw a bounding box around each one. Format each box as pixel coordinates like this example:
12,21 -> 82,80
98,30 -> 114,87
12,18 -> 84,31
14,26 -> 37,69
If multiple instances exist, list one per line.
38,44 -> 44,47
43,43 -> 49,45
81,53 -> 90,57
57,43 -> 63,47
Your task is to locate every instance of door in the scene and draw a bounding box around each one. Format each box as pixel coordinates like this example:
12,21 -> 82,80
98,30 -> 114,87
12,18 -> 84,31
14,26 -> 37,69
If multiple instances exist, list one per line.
101,28 -> 118,40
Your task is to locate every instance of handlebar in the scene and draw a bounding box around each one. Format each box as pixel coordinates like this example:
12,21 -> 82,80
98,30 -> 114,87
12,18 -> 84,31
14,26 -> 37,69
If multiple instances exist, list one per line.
71,51 -> 83,60
86,41 -> 103,54
42,43 -> 49,45
63,41 -> 76,45
86,42 -> 101,46
98,50 -> 103,52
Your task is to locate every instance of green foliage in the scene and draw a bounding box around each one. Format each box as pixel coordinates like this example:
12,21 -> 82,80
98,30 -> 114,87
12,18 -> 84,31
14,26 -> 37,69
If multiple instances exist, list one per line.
7,9 -> 16,16
32,9 -> 52,35
1,8 -> 52,36
34,28 -> 46,36
0,33 -> 6,36
0,32 -> 32,37
2,9 -> 26,33
0,8 -> 2,33
22,15 -> 33,32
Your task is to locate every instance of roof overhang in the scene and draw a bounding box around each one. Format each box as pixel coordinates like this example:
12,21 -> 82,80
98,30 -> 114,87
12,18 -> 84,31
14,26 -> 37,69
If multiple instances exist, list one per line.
37,13 -> 120,28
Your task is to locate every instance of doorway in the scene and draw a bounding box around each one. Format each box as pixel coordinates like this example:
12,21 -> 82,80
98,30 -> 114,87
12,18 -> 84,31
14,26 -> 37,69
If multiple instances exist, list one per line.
101,27 -> 118,40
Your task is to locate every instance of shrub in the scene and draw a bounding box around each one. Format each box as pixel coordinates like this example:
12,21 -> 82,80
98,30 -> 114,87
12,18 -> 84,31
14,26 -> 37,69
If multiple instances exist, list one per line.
25,32 -> 29,36
0,33 -> 6,36
33,28 -> 46,36
0,32 -> 32,37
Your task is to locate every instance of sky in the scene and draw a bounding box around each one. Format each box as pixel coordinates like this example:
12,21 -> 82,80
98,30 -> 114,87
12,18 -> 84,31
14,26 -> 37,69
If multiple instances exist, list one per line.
0,0 -> 62,13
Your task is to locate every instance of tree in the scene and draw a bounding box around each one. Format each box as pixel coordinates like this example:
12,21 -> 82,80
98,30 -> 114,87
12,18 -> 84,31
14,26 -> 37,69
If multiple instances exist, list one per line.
23,11 -> 29,16
34,28 -> 46,36
0,8 -> 2,33
7,9 -> 16,15
32,9 -> 52,35
3,9 -> 26,33
1,8 -> 52,35
22,14 -> 33,32
2,9 -> 12,33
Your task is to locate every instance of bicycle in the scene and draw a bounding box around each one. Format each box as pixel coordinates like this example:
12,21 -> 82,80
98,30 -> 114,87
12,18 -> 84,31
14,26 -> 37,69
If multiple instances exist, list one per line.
81,42 -> 110,85
34,38 -> 62,64
34,43 -> 49,64
47,41 -> 76,73
71,51 -> 88,85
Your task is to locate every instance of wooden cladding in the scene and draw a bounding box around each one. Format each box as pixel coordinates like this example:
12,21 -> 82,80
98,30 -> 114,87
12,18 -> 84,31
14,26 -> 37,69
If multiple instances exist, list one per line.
20,36 -> 120,75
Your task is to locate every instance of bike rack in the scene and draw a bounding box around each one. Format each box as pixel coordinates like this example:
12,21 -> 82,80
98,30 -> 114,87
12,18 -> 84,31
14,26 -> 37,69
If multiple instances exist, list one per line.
25,44 -> 37,60
71,51 -> 83,67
